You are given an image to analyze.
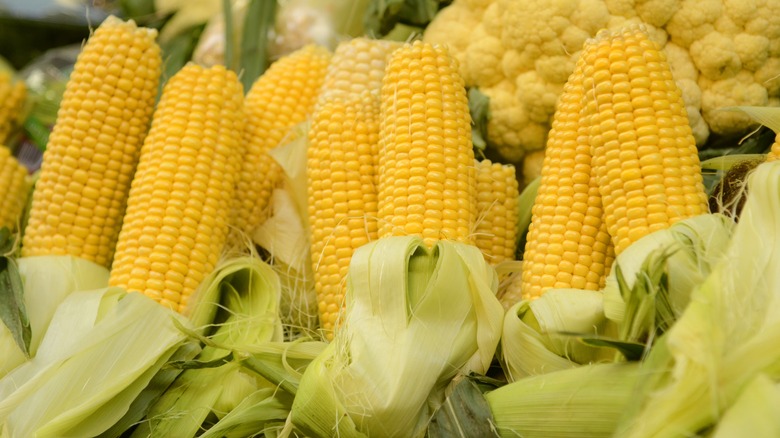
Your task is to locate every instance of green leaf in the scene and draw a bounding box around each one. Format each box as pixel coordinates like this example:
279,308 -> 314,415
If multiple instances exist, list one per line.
222,0 -> 235,72
166,351 -> 234,370
427,377 -> 496,438
159,24 -> 206,95
516,177 -> 540,260
468,88 -> 490,152
0,227 -> 13,254
363,0 -> 445,37
0,255 -> 30,357
239,0 -> 276,93
578,336 -> 646,361
96,341 -> 201,438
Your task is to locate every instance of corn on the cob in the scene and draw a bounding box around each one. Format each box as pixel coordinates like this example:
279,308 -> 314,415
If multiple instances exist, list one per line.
229,45 -> 330,247
22,16 -> 161,268
109,64 -> 245,313
474,159 -> 519,265
766,133 -> 780,162
318,38 -> 402,103
377,40 -> 476,248
0,73 -> 27,145
584,26 -> 709,255
521,55 -> 614,300
308,93 -> 380,337
0,147 -> 29,230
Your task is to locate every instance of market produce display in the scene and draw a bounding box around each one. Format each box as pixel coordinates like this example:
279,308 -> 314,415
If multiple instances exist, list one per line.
1,1 -> 780,437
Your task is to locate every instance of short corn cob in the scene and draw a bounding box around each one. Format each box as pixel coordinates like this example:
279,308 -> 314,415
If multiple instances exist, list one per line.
584,26 -> 709,255
0,147 -> 30,230
229,45 -> 330,247
377,40 -> 476,248
474,159 -> 519,265
109,64 -> 245,313
22,16 -> 161,267
318,38 -> 402,103
308,94 -> 380,337
766,133 -> 780,162
0,73 -> 27,145
521,55 -> 614,300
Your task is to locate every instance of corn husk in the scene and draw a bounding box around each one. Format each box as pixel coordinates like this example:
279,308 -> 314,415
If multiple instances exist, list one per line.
132,256 -> 283,437
0,288 -> 189,437
288,235 -> 504,438
500,289 -> 616,381
0,256 -> 109,377
616,160 -> 780,436
711,374 -> 780,438
486,362 -> 645,438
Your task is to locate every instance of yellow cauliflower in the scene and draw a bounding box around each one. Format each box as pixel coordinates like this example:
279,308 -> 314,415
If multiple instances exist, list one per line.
424,0 -> 780,162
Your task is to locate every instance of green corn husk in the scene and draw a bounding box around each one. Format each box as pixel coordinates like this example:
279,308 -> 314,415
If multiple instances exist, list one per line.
616,160 -> 780,436
288,235 -> 504,438
0,288 -> 189,438
710,374 -> 780,438
499,289 -> 616,381
603,213 -> 734,327
0,256 -> 109,376
486,362 -> 645,438
130,256 -> 283,437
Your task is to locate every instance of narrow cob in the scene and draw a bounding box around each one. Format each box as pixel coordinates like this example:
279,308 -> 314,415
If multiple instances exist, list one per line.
0,73 -> 27,145
318,38 -> 402,102
0,147 -> 30,230
377,40 -> 476,247
229,45 -> 330,246
474,159 -> 519,265
307,38 -> 399,337
109,64 -> 245,313
766,133 -> 780,162
21,16 -> 161,267
308,94 -> 380,337
521,54 -> 614,300
584,26 -> 709,255
521,25 -> 710,299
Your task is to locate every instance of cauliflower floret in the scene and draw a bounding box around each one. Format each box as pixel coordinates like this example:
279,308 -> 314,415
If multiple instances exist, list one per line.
676,78 -> 709,144
745,0 -> 780,41
603,0 -> 636,18
535,54 -> 577,84
663,42 -> 698,81
607,16 -> 668,47
665,0 -> 722,48
463,25 -> 506,87
734,33 -> 770,71
515,70 -> 564,123
723,0 -> 757,26
635,0 -> 681,27
481,2 -> 503,38
483,83 -> 548,161
423,3 -> 480,69
571,0 -> 613,35
700,71 -> 769,135
689,32 -> 742,80
754,58 -> 780,97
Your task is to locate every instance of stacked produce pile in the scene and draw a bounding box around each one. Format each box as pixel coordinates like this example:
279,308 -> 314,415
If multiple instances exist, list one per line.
0,2 -> 780,437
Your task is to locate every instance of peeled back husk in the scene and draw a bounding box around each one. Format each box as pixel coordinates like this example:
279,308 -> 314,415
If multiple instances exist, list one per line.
0,255 -> 109,377
288,235 -> 504,438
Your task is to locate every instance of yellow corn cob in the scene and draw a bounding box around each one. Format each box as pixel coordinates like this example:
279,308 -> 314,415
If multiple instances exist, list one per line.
766,133 -> 780,162
308,93 -> 380,337
377,40 -> 476,247
474,159 -> 519,265
22,16 -> 161,267
319,38 -> 402,102
0,147 -> 30,230
0,73 -> 27,145
521,54 -> 614,300
584,26 -> 709,255
498,269 -> 524,310
109,64 -> 244,313
230,45 -> 330,247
